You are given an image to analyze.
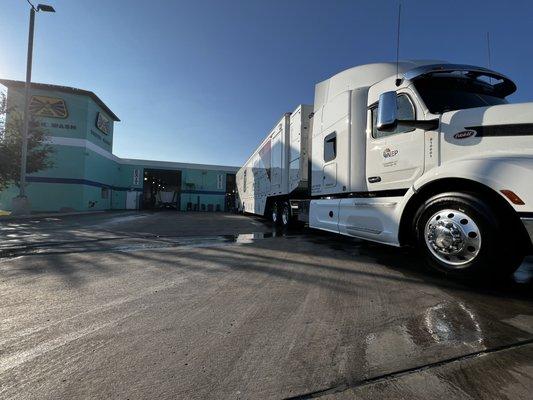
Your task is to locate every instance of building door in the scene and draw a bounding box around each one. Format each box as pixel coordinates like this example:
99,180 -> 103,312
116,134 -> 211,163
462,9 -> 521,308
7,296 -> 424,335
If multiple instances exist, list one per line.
225,173 -> 236,211
126,191 -> 139,210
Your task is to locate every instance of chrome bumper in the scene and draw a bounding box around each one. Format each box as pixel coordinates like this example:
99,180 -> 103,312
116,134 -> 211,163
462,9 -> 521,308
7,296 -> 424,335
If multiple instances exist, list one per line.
522,218 -> 533,249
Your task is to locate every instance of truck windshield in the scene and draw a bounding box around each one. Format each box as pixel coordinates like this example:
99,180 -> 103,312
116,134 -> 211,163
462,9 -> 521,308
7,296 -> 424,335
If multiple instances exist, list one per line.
413,74 -> 509,114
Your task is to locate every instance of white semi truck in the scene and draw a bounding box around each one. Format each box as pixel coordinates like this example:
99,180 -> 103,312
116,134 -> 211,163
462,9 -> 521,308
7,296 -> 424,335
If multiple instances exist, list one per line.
236,61 -> 533,277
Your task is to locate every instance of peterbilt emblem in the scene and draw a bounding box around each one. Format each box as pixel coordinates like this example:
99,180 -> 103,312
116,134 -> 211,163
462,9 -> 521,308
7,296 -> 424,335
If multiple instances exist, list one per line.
453,130 -> 476,139
383,148 -> 398,158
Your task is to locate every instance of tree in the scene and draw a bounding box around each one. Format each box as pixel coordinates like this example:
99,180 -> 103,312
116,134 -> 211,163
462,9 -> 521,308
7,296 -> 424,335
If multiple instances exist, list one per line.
0,91 -> 54,191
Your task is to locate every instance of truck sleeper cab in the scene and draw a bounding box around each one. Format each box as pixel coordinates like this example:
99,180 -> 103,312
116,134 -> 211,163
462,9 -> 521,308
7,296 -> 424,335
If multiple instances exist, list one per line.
238,61 -> 533,278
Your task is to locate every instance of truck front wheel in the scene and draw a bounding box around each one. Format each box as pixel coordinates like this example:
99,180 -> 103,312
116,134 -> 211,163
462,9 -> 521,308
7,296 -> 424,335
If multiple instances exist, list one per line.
414,192 -> 523,278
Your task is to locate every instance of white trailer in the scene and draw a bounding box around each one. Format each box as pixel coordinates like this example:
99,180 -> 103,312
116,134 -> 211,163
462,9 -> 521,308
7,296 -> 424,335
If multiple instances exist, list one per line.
236,104 -> 313,223
237,61 -> 533,278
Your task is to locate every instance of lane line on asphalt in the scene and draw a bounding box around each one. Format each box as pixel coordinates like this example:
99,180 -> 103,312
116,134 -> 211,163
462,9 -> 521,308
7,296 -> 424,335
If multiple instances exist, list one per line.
284,337 -> 533,399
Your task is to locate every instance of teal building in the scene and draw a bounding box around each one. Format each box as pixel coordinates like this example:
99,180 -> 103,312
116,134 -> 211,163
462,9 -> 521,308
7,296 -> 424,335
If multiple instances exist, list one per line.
0,80 -> 238,213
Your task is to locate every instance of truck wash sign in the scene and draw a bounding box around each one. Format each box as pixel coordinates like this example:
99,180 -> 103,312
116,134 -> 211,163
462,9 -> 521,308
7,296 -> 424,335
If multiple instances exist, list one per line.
29,95 -> 68,118
96,112 -> 111,135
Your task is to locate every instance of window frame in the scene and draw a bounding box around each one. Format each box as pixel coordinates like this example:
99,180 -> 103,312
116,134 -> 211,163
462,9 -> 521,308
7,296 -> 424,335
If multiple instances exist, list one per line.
370,93 -> 417,140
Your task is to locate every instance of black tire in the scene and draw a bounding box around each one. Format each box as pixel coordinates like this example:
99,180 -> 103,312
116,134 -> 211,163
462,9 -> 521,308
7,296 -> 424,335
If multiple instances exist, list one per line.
414,192 -> 524,278
280,201 -> 291,227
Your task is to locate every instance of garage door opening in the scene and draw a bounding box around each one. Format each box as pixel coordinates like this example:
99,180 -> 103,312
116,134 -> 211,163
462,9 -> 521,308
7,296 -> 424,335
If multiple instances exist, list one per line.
142,169 -> 181,210
225,173 -> 236,212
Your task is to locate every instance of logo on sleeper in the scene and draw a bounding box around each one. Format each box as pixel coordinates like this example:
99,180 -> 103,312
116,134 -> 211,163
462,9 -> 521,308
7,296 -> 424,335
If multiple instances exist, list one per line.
453,130 -> 476,139
383,148 -> 398,158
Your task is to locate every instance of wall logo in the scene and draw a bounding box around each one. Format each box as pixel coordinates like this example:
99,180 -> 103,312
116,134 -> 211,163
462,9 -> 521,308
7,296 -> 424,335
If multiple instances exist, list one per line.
29,95 -> 68,119
453,130 -> 476,139
96,112 -> 111,135
383,148 -> 399,158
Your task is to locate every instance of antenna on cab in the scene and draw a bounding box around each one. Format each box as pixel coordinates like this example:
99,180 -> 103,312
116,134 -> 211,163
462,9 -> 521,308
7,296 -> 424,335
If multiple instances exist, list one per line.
395,1 -> 402,87
486,31 -> 493,84
486,31 -> 492,70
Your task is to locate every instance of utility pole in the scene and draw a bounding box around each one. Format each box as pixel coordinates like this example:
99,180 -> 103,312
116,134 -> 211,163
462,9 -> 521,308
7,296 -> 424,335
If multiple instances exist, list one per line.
19,6 -> 36,199
13,2 -> 55,215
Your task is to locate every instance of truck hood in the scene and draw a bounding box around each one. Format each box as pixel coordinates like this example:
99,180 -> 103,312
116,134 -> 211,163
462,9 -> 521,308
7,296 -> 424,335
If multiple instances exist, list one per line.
440,102 -> 533,158
441,102 -> 533,136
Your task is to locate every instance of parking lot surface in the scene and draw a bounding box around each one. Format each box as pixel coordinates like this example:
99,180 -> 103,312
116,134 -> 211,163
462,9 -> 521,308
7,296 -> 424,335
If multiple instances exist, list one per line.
0,211 -> 532,399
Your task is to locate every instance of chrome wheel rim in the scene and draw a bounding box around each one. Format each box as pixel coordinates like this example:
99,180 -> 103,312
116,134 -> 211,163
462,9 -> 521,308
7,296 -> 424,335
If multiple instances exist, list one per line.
424,209 -> 481,267
272,204 -> 278,223
282,206 -> 289,226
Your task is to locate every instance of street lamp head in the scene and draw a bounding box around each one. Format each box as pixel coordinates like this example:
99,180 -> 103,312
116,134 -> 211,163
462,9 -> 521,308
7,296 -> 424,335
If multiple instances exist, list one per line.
36,4 -> 55,12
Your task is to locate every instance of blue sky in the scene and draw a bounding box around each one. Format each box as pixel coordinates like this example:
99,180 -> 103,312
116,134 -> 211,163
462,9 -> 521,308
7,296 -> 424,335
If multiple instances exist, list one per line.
1,0 -> 532,166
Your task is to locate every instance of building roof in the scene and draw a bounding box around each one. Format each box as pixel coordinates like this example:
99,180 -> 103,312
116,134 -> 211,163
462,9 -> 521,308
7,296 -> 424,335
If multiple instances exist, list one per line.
120,157 -> 239,172
0,79 -> 120,121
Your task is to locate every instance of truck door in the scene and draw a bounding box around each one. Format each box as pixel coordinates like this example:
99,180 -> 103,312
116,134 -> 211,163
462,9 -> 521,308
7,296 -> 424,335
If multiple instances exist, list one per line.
366,93 -> 425,192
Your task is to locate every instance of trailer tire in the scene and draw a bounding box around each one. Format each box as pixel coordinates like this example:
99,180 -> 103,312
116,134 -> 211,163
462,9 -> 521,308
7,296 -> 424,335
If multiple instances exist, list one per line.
281,201 -> 291,227
271,202 -> 280,225
414,192 -> 524,278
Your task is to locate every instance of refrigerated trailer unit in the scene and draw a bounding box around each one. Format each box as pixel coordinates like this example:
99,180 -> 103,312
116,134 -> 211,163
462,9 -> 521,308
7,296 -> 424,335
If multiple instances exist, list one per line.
237,61 -> 533,278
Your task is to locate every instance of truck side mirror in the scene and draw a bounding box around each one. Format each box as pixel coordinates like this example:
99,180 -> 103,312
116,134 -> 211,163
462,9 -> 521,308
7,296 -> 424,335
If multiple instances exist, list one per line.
377,91 -> 440,132
376,91 -> 398,132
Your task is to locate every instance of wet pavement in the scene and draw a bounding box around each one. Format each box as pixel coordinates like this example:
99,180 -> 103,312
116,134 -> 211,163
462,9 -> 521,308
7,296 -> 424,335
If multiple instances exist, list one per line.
0,211 -> 532,399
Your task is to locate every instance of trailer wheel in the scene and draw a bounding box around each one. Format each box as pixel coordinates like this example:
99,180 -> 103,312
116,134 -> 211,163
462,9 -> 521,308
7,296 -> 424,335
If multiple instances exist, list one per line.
281,202 -> 291,227
414,192 -> 524,278
271,202 -> 280,225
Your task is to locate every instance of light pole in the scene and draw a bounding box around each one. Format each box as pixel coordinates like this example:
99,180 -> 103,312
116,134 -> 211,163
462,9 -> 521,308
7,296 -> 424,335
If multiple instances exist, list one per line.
15,2 -> 55,214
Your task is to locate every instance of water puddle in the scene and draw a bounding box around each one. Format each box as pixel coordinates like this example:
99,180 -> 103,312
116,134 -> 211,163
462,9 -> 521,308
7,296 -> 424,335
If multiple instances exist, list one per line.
0,231 -> 282,258
109,232 -> 279,252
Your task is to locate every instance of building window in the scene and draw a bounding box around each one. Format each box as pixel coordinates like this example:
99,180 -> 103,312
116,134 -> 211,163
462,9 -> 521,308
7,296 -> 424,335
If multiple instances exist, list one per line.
243,170 -> 247,192
324,131 -> 336,162
217,174 -> 223,190
371,94 -> 416,139
101,187 -> 109,199
133,169 -> 141,185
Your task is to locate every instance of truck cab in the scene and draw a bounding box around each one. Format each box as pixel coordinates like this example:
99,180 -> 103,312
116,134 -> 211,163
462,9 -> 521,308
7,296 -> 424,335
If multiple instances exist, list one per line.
309,61 -> 533,277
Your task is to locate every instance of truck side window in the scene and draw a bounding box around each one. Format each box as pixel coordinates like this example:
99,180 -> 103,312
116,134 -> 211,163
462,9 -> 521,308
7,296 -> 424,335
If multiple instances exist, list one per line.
372,94 -> 416,139
324,132 -> 336,162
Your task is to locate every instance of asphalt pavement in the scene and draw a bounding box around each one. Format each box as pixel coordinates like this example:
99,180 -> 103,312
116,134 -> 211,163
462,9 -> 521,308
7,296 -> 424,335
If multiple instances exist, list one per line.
0,211 -> 532,399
